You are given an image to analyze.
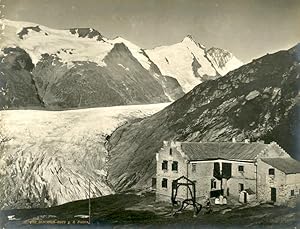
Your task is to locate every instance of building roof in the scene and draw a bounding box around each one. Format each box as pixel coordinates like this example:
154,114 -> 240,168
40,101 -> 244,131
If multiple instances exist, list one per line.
180,142 -> 268,161
244,188 -> 255,195
261,157 -> 300,174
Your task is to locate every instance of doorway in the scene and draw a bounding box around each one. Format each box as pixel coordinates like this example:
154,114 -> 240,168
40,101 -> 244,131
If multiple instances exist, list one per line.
271,188 -> 276,202
244,192 -> 247,203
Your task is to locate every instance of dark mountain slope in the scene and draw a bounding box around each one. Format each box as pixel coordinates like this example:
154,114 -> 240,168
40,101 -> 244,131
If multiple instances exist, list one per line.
107,44 -> 300,191
32,43 -> 171,108
0,47 -> 43,109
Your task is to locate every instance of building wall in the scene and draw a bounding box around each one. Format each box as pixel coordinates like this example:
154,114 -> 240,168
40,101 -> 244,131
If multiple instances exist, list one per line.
286,174 -> 300,185
227,160 -> 257,198
257,159 -> 287,204
156,142 -> 259,203
256,144 -> 300,205
286,174 -> 300,198
156,141 -> 187,202
188,161 -> 215,202
273,173 -> 300,205
187,160 -> 257,201
259,142 -> 291,159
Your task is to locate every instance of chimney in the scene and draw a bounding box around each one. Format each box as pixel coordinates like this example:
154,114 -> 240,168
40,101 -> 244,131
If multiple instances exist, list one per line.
244,139 -> 250,143
156,153 -> 159,161
232,137 -> 236,143
170,140 -> 176,147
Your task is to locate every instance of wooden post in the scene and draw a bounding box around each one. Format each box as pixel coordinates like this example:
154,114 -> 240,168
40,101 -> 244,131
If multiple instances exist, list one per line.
88,179 -> 91,225
186,161 -> 189,199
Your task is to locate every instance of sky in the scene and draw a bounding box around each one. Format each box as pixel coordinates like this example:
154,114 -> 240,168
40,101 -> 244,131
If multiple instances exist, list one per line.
3,0 -> 300,62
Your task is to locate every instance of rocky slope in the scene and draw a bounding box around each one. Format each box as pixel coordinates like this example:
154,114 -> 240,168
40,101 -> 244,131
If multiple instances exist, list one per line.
0,19 -> 242,109
0,47 -> 42,109
207,47 -> 244,76
32,43 -> 172,108
0,103 -> 169,209
107,43 -> 300,191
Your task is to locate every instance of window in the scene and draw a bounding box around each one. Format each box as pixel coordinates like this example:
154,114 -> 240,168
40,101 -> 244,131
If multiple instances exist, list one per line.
211,179 -> 217,189
192,164 -> 196,172
169,148 -> 172,155
162,178 -> 168,188
172,161 -> 178,171
222,162 -> 232,179
238,165 -> 244,172
269,168 -> 275,175
238,183 -> 244,192
291,190 -> 295,196
162,160 -> 168,170
213,162 -> 221,179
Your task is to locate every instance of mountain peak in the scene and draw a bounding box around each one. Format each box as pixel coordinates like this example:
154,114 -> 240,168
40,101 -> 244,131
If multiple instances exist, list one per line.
181,35 -> 206,49
111,36 -> 131,44
182,34 -> 196,43
185,34 -> 194,40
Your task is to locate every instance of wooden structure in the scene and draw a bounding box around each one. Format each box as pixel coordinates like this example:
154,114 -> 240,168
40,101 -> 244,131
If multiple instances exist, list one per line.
171,176 -> 202,216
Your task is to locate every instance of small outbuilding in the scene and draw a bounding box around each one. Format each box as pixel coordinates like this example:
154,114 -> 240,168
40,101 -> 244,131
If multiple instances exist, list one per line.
239,188 -> 256,203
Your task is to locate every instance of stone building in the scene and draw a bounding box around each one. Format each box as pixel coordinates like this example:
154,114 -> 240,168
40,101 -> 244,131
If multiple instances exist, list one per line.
156,140 -> 300,205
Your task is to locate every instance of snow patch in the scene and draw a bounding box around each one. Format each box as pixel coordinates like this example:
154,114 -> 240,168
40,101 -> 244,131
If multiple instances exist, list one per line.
0,19 -> 113,66
118,63 -> 129,71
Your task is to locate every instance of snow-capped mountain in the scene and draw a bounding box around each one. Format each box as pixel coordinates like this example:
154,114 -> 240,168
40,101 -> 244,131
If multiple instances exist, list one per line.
0,19 -> 242,109
145,35 -> 243,92
0,103 -> 169,209
207,47 -> 243,76
110,35 -> 243,93
1,19 -> 112,66
0,19 -> 183,109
